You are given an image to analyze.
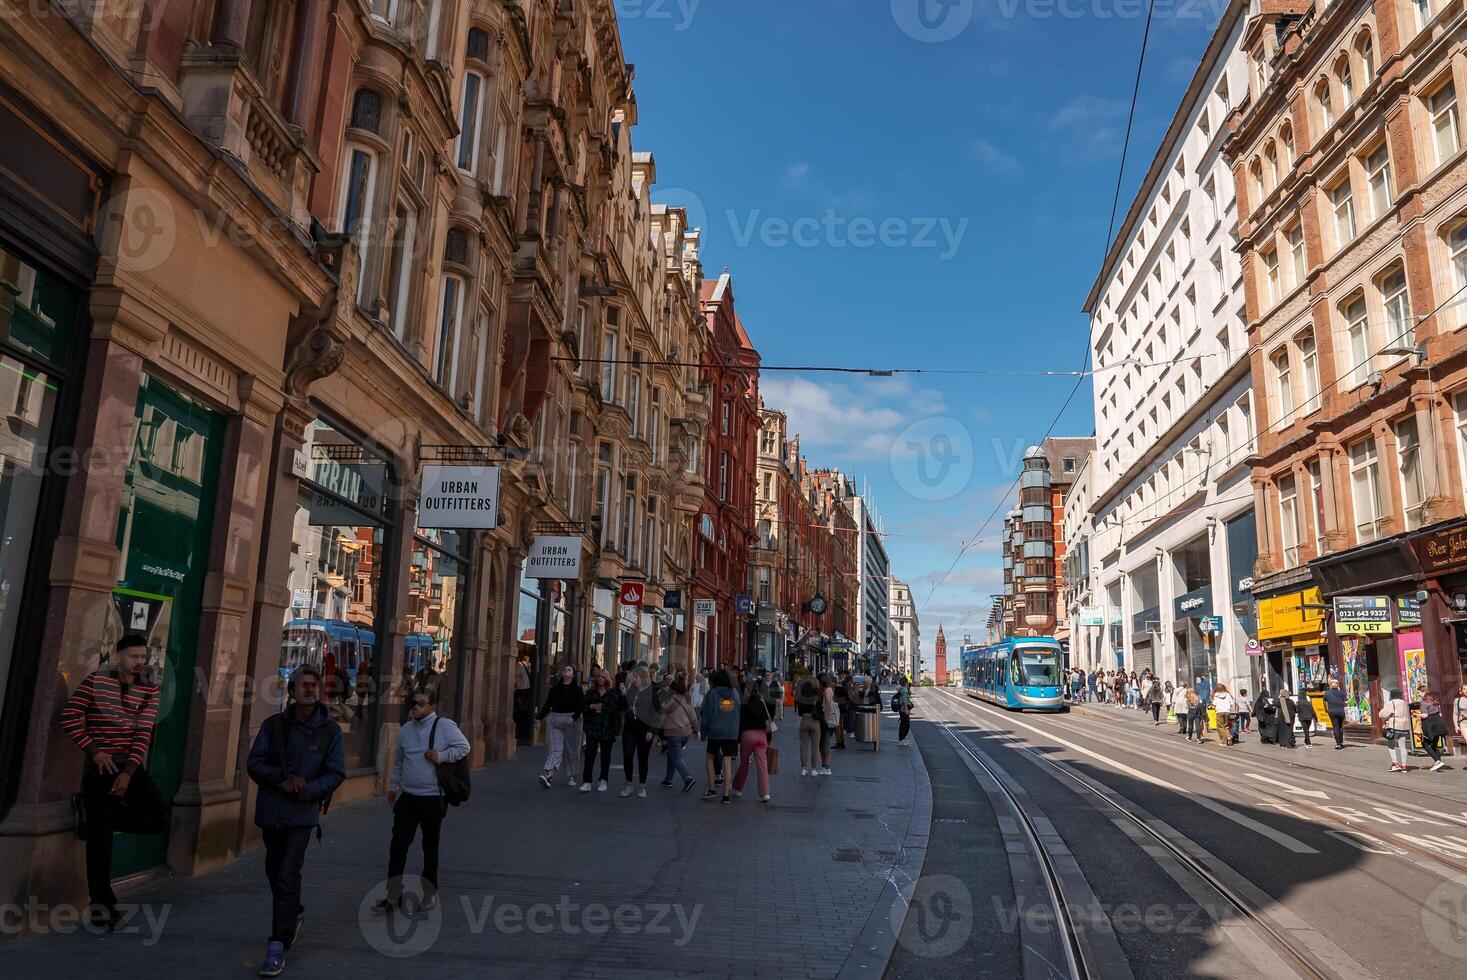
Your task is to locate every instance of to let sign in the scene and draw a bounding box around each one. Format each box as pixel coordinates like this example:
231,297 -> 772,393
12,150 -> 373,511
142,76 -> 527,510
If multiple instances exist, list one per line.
1413,524 -> 1467,575
419,465 -> 500,529
1333,596 -> 1393,635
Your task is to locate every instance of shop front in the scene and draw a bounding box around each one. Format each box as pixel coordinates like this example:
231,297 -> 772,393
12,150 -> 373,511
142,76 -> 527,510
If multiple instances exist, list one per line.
751,602 -> 783,672
1130,605 -> 1159,674
1172,585 -> 1216,690
1408,521 -> 1467,721
1311,536 -> 1427,737
1255,587 -> 1327,702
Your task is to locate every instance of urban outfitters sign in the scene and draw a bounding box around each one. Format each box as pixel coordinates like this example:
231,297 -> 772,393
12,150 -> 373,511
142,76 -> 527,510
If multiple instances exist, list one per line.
525,535 -> 582,579
418,464 -> 501,529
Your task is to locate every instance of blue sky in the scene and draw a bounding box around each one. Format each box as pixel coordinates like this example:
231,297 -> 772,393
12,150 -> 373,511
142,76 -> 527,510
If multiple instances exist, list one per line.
619,0 -> 1225,670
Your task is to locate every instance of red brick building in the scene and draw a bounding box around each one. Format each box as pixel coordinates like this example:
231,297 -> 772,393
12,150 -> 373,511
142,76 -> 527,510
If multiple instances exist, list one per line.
693,273 -> 760,667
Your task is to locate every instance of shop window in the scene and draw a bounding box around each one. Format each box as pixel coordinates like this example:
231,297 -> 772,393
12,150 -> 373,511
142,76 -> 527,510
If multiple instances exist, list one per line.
406,528 -> 469,716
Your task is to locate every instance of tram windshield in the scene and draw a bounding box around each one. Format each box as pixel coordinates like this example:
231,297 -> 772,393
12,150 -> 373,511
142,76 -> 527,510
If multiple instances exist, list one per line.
1013,648 -> 1060,686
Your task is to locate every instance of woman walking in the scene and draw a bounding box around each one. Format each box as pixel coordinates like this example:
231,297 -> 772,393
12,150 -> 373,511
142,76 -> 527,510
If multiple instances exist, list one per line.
1184,688 -> 1204,743
1296,689 -> 1317,748
537,665 -> 583,788
700,670 -> 741,803
893,676 -> 915,745
769,672 -> 786,721
1172,684 -> 1190,736
797,676 -> 823,776
620,667 -> 658,798
659,677 -> 699,791
579,671 -> 623,792
1420,692 -> 1448,772
1147,678 -> 1164,726
732,680 -> 773,802
1381,689 -> 1411,773
1236,687 -> 1252,736
818,673 -> 837,775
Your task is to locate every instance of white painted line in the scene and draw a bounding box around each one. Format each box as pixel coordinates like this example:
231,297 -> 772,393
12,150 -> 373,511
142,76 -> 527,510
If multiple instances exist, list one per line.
1243,772 -> 1330,800
931,689 -> 1319,855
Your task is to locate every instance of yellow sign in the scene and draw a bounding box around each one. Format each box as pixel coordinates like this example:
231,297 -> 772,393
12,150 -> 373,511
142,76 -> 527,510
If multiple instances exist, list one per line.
1257,587 -> 1325,641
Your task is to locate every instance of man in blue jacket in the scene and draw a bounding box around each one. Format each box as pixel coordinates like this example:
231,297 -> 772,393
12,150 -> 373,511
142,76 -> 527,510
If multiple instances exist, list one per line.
247,664 -> 346,977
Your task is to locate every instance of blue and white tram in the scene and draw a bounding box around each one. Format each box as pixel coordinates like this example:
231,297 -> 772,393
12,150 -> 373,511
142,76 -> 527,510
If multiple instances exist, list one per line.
960,638 -> 1066,712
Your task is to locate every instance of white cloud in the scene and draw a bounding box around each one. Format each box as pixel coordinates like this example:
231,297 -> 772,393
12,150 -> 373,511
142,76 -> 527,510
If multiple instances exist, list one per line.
972,138 -> 1020,174
760,374 -> 949,465
1047,96 -> 1129,157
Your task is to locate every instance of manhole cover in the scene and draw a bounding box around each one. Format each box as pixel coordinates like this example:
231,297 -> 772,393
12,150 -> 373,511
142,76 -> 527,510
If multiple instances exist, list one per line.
833,848 -> 865,863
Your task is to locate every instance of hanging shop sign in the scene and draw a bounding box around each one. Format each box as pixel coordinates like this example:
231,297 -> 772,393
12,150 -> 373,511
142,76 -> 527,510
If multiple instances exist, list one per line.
619,581 -> 646,607
735,594 -> 752,615
1174,585 -> 1213,621
525,535 -> 582,579
1198,616 -> 1223,634
664,590 -> 682,609
418,464 -> 500,529
1332,596 -> 1393,635
1396,596 -> 1423,628
693,598 -> 717,618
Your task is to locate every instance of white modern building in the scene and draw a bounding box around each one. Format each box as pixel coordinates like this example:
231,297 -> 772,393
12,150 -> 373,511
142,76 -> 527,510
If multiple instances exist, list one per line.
1080,0 -> 1258,693
1061,451 -> 1102,670
888,579 -> 921,681
848,489 -> 892,670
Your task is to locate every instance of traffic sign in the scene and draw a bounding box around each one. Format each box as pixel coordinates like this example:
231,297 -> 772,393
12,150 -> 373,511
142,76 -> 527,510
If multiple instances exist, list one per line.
619,581 -> 645,607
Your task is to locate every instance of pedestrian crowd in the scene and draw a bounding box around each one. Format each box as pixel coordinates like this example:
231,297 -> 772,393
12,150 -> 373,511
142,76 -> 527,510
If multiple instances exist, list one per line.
1063,664 -> 1467,777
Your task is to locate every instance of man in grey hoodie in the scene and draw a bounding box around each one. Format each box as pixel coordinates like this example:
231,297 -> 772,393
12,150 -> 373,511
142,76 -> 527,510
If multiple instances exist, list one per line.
372,686 -> 470,914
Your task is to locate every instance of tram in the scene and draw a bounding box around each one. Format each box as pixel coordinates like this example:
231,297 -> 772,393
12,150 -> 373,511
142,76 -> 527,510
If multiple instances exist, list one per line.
960,638 -> 1066,712
280,619 -> 377,689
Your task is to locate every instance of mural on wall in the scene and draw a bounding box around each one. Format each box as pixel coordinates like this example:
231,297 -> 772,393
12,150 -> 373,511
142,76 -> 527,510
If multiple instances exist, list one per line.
1342,637 -> 1372,725
1399,630 -> 1427,750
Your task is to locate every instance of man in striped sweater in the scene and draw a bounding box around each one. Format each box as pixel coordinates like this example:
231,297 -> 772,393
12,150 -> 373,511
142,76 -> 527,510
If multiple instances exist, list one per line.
59,633 -> 166,926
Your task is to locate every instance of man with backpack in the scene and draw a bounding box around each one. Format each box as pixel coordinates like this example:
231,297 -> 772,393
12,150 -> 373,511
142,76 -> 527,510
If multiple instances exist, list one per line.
373,684 -> 470,915
247,664 -> 346,977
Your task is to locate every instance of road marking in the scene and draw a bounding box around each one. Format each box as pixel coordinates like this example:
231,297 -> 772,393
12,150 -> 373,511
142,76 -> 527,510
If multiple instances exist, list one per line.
931,689 -> 1319,854
1243,772 -> 1330,800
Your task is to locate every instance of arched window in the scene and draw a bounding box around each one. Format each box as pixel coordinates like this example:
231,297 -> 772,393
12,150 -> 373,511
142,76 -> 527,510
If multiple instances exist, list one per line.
1263,141 -> 1278,189
1316,78 -> 1334,129
435,273 -> 466,388
1249,159 -> 1265,205
1280,122 -> 1295,166
444,227 -> 469,265
467,27 -> 490,62
1335,55 -> 1353,105
457,69 -> 485,173
1356,31 -> 1375,79
350,88 -> 382,133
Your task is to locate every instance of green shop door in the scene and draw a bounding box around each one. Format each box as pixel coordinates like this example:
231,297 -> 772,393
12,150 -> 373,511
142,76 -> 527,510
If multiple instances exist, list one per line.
108,376 -> 224,878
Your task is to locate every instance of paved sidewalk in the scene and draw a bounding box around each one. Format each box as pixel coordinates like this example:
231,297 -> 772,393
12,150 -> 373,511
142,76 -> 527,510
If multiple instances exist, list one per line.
1069,699 -> 1467,803
0,710 -> 931,980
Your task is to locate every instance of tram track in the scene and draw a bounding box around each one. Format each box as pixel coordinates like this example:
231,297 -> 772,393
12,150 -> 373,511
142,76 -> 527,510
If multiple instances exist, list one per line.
928,689 -> 1372,980
986,691 -> 1467,880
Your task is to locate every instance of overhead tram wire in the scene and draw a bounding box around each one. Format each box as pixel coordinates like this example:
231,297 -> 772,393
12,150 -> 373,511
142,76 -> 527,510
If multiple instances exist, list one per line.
918,0 -> 1160,616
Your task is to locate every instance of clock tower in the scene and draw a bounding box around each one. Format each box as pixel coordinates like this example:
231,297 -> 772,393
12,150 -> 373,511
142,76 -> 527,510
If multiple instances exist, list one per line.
935,624 -> 947,685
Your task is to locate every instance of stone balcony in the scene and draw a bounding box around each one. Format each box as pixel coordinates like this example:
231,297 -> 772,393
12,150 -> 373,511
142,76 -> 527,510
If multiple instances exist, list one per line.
178,49 -> 319,227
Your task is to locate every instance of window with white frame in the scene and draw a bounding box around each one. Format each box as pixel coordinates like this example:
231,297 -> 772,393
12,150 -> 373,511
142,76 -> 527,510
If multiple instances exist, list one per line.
1286,223 -> 1306,288
491,119 -> 511,196
1381,266 -> 1412,348
1349,437 -> 1386,543
622,478 -> 638,563
628,362 -> 642,438
1448,221 -> 1467,308
1430,82 -> 1459,166
1396,416 -> 1425,530
1343,295 -> 1371,388
1357,32 -> 1375,78
1308,460 -> 1326,556
719,451 -> 729,501
1316,78 -> 1334,129
1330,176 -> 1356,246
1281,122 -> 1295,166
1298,329 -> 1320,414
600,308 -> 619,400
1272,347 -> 1294,423
1414,0 -> 1433,31
720,401 -> 730,436
1454,393 -> 1467,509
436,274 -> 466,388
758,566 -> 771,603
385,201 -> 418,339
371,0 -> 398,21
457,71 -> 484,173
1279,474 -> 1302,567
1365,143 -> 1392,218
1336,56 -> 1353,105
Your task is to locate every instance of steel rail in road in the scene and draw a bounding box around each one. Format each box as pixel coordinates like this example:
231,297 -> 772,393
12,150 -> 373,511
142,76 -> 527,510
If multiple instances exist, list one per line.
931,687 -> 1347,980
931,711 -> 1092,980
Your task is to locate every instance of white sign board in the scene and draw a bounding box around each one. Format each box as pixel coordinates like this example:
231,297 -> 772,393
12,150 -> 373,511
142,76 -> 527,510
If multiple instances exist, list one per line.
525,535 -> 582,579
418,464 -> 501,530
693,598 -> 717,618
